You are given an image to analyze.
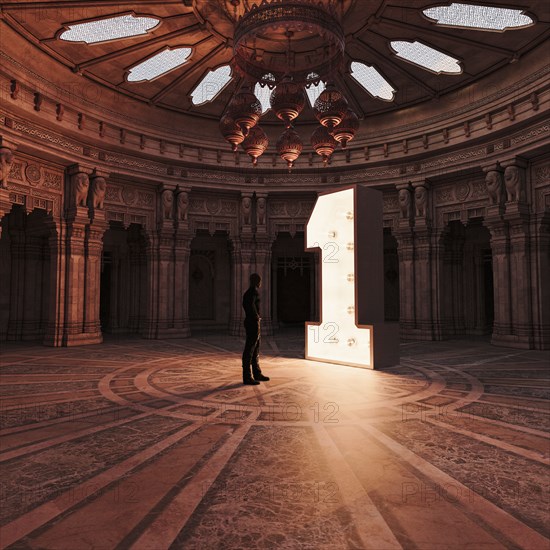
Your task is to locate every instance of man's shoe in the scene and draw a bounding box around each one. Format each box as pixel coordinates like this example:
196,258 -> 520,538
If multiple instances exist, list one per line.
253,373 -> 270,382
243,378 -> 260,385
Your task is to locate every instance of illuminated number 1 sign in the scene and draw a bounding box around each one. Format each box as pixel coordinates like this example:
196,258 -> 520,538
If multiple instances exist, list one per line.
305,185 -> 399,369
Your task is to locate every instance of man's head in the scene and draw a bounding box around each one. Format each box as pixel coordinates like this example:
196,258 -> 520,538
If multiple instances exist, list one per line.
250,273 -> 262,288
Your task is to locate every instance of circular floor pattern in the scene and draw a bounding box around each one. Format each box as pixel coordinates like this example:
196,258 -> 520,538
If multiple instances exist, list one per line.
0,333 -> 548,549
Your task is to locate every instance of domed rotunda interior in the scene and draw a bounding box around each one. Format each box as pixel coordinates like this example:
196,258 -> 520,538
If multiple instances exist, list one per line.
0,1 -> 549,548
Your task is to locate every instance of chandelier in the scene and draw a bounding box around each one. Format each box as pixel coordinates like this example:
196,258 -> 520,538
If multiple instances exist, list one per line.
220,0 -> 359,170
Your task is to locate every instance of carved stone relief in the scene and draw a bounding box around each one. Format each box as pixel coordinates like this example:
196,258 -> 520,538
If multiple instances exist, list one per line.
398,188 -> 412,219
435,186 -> 454,204
121,187 -> 137,205
190,198 -> 205,212
454,181 -> 471,202
535,164 -> 550,186
485,171 -> 504,205
105,186 -> 122,203
1,148 -> 15,188
383,194 -> 399,212
206,198 -> 221,215
176,191 -> 188,221
42,171 -> 62,191
137,192 -> 154,208
23,164 -> 41,186
241,196 -> 251,225
257,197 -> 266,225
286,202 -> 300,217
161,189 -> 173,220
70,172 -> 89,208
504,165 -> 525,202
89,175 -> 106,210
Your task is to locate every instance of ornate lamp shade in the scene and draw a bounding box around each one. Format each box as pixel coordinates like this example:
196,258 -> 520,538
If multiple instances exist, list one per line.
241,125 -> 268,166
332,108 -> 359,148
276,127 -> 303,170
313,82 -> 348,131
227,84 -> 262,137
270,75 -> 306,128
219,113 -> 245,151
311,125 -> 338,166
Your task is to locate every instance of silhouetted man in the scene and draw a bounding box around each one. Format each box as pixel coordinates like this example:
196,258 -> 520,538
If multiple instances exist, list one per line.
242,273 -> 270,385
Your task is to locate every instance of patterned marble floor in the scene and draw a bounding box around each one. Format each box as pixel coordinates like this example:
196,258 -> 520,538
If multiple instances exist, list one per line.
0,331 -> 548,550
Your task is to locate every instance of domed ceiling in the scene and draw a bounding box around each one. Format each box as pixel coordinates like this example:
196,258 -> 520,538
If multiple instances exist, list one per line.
2,0 -> 549,126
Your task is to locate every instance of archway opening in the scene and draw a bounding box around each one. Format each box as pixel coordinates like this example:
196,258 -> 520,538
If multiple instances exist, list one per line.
441,219 -> 493,338
272,232 -> 315,327
189,230 -> 231,331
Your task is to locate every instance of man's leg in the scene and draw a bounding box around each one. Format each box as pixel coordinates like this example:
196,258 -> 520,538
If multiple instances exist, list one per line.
252,322 -> 269,382
242,320 -> 260,385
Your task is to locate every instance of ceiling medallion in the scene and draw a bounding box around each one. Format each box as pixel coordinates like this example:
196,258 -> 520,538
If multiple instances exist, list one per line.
220,0 -> 358,169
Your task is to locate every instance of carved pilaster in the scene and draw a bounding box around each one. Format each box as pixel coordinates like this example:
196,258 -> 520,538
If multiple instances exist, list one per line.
485,211 -> 512,346
394,227 -> 415,338
229,235 -> 254,336
43,219 -> 66,347
503,202 -> 533,348
173,228 -> 193,337
0,136 -> 18,236
140,230 -> 159,339
407,222 -> 446,341
254,234 -> 275,336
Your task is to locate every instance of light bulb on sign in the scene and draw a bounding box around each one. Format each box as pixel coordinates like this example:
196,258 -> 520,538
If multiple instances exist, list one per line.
346,242 -> 354,251
328,230 -> 337,238
346,211 -> 354,220
347,274 -> 354,282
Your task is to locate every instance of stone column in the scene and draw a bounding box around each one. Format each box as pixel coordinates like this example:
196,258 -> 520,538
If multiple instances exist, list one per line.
127,237 -> 143,333
448,226 -> 466,336
140,229 -> 160,339
43,219 -> 66,346
171,187 -> 192,337
254,193 -> 273,336
502,158 -> 533,348
6,224 -> 25,340
21,232 -> 44,340
229,236 -> 254,336
394,183 -> 415,339
228,238 -> 243,336
255,235 -> 274,336
229,193 -> 254,336
409,181 -> 446,341
483,163 -> 513,346
82,170 -> 109,342
158,186 -> 176,337
109,252 -> 120,333
62,164 -> 94,345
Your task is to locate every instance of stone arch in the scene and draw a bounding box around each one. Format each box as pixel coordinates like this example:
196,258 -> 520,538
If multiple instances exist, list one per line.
0,205 -> 52,341
189,230 -> 231,330
440,219 -> 493,338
